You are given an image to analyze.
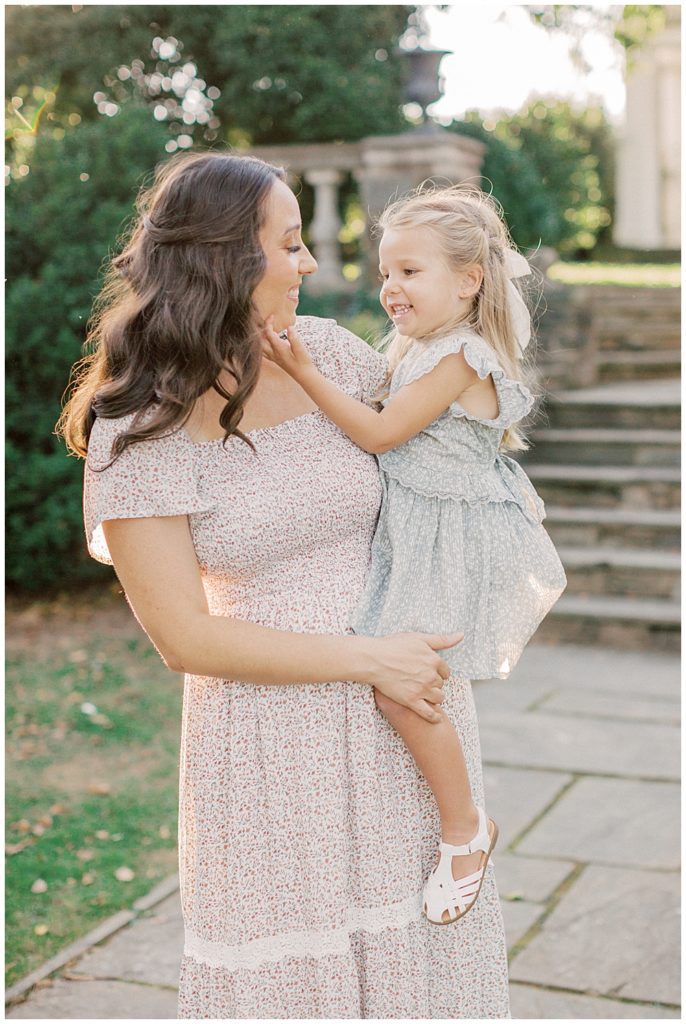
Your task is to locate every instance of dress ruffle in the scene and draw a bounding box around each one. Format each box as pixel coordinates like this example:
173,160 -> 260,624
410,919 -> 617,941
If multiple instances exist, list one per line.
390,330 -> 534,430
379,452 -> 545,523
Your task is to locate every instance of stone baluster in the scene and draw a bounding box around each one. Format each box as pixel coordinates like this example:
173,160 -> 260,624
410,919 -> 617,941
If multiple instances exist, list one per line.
303,168 -> 345,293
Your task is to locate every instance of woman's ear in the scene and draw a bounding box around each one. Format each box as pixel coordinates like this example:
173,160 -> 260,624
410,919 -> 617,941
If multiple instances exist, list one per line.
457,265 -> 484,299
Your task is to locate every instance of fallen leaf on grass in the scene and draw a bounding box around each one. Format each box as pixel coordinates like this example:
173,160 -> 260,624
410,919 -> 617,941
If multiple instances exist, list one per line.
31,824 -> 46,837
31,879 -> 48,894
76,849 -> 95,862
90,713 -> 113,728
6,838 -> 34,855
81,873 -> 95,886
34,924 -> 49,936
11,819 -> 32,834
66,877 -> 77,887
86,782 -> 111,796
50,803 -> 67,816
114,866 -> 135,882
95,830 -> 109,841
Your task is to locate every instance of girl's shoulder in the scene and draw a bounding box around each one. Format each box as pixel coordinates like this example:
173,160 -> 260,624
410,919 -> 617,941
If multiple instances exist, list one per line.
295,315 -> 388,400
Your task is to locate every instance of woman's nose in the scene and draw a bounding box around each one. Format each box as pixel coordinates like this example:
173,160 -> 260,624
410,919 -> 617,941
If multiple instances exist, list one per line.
300,248 -> 318,275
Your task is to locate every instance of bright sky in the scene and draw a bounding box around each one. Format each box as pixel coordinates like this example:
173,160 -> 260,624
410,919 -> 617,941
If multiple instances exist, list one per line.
419,5 -> 626,122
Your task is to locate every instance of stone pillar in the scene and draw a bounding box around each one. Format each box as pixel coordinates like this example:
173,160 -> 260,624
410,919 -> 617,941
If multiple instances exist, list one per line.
303,168 -> 345,293
614,7 -> 681,250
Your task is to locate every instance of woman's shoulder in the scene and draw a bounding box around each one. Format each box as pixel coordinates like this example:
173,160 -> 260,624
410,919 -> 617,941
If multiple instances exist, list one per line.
295,315 -> 388,398
86,405 -> 185,468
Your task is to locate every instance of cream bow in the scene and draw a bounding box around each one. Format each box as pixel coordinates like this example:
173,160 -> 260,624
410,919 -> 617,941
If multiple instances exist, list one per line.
503,249 -> 532,357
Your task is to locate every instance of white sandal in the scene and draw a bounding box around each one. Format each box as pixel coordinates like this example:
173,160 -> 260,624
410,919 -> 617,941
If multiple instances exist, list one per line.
423,806 -> 498,925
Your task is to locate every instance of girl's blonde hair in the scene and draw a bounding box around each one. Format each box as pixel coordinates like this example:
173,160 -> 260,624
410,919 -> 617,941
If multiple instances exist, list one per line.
375,182 -> 538,452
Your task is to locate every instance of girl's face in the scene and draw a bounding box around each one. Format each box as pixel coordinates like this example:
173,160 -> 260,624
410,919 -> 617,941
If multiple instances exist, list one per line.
378,226 -> 482,339
253,179 -> 317,333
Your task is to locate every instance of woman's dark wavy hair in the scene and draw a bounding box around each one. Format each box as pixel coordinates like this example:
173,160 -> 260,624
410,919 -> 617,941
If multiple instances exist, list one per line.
56,150 -> 286,463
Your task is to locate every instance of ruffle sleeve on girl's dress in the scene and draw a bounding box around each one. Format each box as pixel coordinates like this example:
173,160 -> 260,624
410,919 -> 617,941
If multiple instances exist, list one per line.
392,329 -> 534,430
83,412 -> 214,565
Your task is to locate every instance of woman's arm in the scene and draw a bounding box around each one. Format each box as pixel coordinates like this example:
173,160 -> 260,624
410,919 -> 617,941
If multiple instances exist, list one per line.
102,515 -> 461,722
263,320 -> 479,455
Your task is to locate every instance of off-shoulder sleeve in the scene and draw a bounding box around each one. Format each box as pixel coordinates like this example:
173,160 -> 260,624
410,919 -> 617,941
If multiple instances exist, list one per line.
295,315 -> 388,404
395,330 -> 533,429
84,415 -> 214,565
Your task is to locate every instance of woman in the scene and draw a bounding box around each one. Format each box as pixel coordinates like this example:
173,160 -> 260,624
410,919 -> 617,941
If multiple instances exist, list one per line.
57,150 -> 511,1018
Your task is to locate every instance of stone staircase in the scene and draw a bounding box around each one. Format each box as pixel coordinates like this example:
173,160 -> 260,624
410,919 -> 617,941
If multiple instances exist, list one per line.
523,287 -> 681,653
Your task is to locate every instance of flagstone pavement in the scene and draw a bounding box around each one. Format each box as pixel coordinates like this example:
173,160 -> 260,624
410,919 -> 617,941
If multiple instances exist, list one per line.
6,642 -> 680,1020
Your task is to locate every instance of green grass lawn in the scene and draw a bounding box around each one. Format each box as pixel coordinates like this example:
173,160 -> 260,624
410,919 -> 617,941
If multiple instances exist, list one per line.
5,591 -> 183,989
547,262 -> 681,287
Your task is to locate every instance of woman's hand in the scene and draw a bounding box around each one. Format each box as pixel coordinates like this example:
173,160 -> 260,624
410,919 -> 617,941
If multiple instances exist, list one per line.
362,631 -> 463,723
262,316 -> 315,381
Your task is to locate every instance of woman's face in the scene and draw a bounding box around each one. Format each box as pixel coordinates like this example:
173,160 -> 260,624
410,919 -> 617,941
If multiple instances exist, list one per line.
253,179 -> 317,332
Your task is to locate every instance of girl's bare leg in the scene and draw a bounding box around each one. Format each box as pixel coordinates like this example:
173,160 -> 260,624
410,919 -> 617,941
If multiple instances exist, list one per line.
375,688 -> 494,916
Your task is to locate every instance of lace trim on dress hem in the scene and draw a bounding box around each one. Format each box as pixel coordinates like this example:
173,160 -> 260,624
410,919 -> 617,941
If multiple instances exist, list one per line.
183,890 -> 422,971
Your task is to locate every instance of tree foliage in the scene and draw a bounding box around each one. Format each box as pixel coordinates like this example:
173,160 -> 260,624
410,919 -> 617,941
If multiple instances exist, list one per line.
526,5 -> 667,69
451,101 -> 614,256
6,5 -> 411,156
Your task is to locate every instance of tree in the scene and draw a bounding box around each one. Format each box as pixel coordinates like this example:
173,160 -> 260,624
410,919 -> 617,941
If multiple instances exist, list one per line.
6,6 -> 411,158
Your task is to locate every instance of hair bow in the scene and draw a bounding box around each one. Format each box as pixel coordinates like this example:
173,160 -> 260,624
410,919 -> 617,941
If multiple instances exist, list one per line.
503,249 -> 532,357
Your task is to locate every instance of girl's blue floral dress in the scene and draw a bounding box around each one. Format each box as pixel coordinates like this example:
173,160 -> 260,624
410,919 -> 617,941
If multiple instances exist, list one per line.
352,329 -> 567,680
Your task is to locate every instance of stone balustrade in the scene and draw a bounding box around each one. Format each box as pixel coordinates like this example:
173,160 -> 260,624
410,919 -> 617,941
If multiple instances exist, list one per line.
248,129 -> 486,292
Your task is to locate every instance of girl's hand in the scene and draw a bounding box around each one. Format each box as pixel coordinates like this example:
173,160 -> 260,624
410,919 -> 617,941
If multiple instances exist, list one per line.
362,631 -> 463,723
262,316 -> 315,381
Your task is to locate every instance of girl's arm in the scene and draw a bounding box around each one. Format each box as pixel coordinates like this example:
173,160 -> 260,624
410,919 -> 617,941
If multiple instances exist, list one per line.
263,320 -> 479,455
101,515 -> 461,722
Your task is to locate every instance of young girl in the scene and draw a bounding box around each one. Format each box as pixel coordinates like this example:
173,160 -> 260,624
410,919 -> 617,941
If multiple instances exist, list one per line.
262,184 -> 567,927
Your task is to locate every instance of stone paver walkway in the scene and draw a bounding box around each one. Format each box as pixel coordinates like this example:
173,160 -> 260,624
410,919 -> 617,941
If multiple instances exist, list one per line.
6,642 -> 680,1019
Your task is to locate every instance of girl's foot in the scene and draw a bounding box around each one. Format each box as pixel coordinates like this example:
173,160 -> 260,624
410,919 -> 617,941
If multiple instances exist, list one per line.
423,806 -> 498,925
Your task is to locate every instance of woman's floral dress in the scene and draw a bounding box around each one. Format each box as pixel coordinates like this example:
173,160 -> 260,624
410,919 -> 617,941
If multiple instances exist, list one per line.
84,316 -> 511,1019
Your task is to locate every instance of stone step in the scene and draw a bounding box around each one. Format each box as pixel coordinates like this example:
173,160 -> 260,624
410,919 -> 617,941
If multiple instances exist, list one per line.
527,464 -> 680,510
544,506 -> 681,552
526,428 -> 680,467
535,594 -> 680,654
557,546 -> 681,601
595,350 -> 681,383
543,380 -> 681,430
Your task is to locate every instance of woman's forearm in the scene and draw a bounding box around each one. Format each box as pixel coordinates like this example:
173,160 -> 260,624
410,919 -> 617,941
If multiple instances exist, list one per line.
167,611 -> 374,684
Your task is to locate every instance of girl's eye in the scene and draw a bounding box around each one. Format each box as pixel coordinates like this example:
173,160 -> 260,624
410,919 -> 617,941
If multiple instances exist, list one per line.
378,272 -> 388,283
287,245 -> 302,254
403,268 -> 417,276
